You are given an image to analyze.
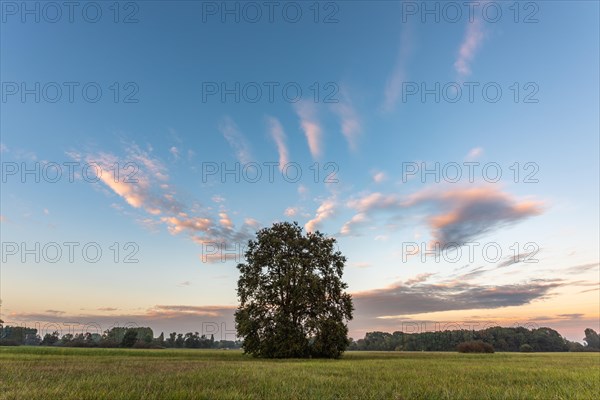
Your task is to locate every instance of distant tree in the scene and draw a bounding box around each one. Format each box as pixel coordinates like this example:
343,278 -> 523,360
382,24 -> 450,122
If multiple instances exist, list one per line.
235,222 -> 354,358
156,332 -> 165,346
98,330 -> 118,348
60,333 -> 73,345
166,332 -> 176,347
529,327 -> 568,352
566,341 -> 584,352
91,333 -> 102,343
175,333 -> 184,348
184,332 -> 199,348
24,333 -> 41,346
0,326 -> 38,345
142,332 -> 153,344
520,344 -> 534,352
106,327 -> 126,343
136,328 -> 154,343
583,328 -> 600,349
121,329 -> 138,348
40,331 -> 60,346
69,334 -> 82,347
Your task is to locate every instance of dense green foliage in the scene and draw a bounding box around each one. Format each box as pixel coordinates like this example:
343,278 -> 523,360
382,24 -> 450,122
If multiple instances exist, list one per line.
235,222 -> 353,358
1,347 -> 599,399
583,328 -> 600,349
520,344 -> 534,352
121,330 -> 138,348
106,327 -> 154,344
349,327 -> 599,352
0,326 -> 39,346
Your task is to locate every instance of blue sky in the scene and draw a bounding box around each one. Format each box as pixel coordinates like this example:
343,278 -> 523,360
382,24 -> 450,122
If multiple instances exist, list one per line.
1,1 -> 598,341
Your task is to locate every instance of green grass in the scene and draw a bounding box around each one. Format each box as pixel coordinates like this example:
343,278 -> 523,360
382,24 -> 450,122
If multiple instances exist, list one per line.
1,347 -> 599,399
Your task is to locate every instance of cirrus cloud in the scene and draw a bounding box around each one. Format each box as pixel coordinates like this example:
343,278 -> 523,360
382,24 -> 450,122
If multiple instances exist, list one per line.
294,101 -> 323,159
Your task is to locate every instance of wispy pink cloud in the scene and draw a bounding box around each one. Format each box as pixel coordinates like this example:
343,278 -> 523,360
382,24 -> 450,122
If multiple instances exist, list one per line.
218,116 -> 253,164
340,213 -> 369,236
347,192 -> 401,213
383,24 -> 414,112
331,90 -> 361,151
70,145 -> 176,216
305,198 -> 336,232
294,101 -> 323,159
70,143 -> 259,262
97,307 -> 118,312
284,207 -> 298,217
372,171 -> 387,183
466,147 -> 483,160
266,116 -> 289,170
454,19 -> 485,77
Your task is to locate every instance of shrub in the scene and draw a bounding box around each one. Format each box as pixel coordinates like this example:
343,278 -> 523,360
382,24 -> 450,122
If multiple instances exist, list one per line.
457,340 -> 495,353
132,340 -> 164,349
520,344 -> 534,352
132,340 -> 151,349
98,339 -> 120,348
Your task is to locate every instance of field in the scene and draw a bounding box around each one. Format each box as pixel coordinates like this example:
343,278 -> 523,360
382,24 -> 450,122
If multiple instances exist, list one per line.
1,347 -> 599,399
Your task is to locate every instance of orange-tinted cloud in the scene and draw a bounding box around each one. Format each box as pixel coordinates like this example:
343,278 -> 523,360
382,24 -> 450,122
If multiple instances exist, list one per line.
305,198 -> 336,232
406,186 -> 544,246
71,144 -> 258,261
294,101 -> 323,159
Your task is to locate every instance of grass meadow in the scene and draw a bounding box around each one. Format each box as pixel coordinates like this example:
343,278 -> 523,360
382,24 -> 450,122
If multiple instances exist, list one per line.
1,347 -> 599,399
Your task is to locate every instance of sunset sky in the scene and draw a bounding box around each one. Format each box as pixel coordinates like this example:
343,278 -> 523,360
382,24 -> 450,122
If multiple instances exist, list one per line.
1,1 -> 598,341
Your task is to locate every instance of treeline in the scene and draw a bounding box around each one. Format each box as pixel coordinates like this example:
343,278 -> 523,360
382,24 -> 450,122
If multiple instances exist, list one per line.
3,324 -> 599,353
0,326 -> 242,350
349,327 -> 600,352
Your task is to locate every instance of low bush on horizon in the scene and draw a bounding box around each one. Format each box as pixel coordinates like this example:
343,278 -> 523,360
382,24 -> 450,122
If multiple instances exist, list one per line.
457,340 -> 495,353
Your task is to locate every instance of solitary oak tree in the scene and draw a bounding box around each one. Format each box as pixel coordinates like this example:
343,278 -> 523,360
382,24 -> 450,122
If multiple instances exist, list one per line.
235,222 -> 354,358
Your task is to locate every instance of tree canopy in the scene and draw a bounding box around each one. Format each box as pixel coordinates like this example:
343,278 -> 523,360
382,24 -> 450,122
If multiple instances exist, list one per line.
235,221 -> 353,358
583,328 -> 600,349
